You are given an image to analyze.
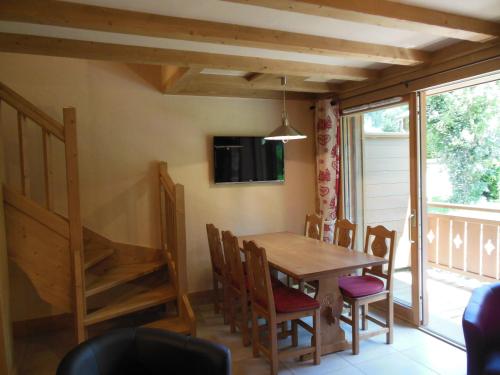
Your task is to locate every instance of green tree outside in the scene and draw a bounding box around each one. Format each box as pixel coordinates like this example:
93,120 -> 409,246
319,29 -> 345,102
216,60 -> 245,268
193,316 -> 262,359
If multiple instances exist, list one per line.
426,80 -> 500,204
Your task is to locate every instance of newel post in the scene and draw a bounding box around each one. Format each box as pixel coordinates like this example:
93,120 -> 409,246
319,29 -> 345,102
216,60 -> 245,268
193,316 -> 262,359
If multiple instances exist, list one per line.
63,107 -> 87,343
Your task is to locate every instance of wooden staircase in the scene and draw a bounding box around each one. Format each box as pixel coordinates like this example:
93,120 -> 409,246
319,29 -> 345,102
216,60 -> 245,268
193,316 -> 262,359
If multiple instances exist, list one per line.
0,82 -> 195,343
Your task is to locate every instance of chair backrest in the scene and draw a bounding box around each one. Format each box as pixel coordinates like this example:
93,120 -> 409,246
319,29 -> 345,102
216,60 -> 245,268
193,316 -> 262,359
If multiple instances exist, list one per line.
305,213 -> 324,240
221,230 -> 246,291
243,240 -> 275,315
363,225 -> 397,291
333,219 -> 357,250
57,327 -> 231,375
206,224 -> 225,276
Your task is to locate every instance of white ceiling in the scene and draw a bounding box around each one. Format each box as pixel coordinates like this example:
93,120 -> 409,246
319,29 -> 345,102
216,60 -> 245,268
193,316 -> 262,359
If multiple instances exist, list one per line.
1,0 -> 499,77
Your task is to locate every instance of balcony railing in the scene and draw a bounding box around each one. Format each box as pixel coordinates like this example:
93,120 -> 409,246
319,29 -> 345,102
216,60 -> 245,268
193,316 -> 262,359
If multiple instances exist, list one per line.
426,202 -> 500,280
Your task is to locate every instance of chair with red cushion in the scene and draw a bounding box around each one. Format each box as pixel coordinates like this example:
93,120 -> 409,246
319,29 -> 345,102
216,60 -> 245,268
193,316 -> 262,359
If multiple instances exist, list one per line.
243,240 -> 321,375
221,230 -> 251,346
206,224 -> 227,319
339,225 -> 396,355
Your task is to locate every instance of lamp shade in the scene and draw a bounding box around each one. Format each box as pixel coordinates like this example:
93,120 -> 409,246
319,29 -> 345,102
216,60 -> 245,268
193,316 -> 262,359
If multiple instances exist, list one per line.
264,115 -> 307,142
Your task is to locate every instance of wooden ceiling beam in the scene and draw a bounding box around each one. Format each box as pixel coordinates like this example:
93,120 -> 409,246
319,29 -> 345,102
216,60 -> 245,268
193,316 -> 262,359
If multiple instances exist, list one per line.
225,0 -> 500,42
174,87 -> 315,100
0,33 -> 377,81
245,73 -> 272,82
0,0 -> 428,65
161,66 -> 201,94
338,39 -> 500,98
189,74 -> 336,93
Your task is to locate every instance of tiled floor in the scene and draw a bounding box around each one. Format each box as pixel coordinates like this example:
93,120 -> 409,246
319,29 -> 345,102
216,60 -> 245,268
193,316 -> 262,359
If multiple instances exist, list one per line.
195,303 -> 467,375
13,303 -> 467,375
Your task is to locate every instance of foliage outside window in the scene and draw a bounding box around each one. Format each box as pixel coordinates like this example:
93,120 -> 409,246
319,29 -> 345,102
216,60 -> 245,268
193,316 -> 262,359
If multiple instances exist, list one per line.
363,104 -> 409,135
426,80 -> 500,205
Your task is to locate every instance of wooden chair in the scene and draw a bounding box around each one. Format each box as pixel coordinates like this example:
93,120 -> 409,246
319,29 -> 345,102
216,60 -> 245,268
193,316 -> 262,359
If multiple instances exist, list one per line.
338,225 -> 397,355
243,240 -> 321,375
206,224 -> 227,318
304,213 -> 324,240
221,230 -> 251,346
333,218 -> 357,250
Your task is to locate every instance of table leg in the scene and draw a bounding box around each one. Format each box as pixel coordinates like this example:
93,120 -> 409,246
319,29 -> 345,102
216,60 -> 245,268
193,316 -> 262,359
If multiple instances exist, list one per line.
314,276 -> 348,355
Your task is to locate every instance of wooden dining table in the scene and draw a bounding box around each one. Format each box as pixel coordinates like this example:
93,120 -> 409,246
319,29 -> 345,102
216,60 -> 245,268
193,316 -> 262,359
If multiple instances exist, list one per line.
238,231 -> 388,356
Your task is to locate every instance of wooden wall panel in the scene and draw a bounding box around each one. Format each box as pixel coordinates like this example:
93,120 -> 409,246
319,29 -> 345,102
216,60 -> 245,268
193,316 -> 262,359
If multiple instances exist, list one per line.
482,224 -> 498,279
466,222 -> 481,275
5,204 -> 72,312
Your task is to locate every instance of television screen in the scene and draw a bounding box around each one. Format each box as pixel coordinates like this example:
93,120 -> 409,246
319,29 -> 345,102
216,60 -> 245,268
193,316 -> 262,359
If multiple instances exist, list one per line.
213,136 -> 284,184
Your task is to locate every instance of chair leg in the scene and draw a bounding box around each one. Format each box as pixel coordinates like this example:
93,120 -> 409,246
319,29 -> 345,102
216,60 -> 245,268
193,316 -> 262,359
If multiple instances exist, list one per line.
228,293 -> 236,333
313,309 -> 321,365
291,320 -> 298,347
352,302 -> 360,355
241,297 -> 251,346
270,321 -> 279,375
279,321 -> 287,339
386,295 -> 394,344
361,304 -> 368,331
299,280 -> 305,292
222,282 -> 229,324
251,312 -> 260,358
213,273 -> 219,314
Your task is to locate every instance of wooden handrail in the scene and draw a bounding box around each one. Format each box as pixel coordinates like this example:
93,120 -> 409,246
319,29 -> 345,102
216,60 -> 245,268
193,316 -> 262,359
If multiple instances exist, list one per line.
0,82 -> 65,140
428,201 -> 500,214
428,211 -> 499,226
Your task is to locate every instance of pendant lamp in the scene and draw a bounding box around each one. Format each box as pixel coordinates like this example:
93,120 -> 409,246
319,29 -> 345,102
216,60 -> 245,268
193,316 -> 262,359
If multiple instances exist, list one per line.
264,77 -> 307,143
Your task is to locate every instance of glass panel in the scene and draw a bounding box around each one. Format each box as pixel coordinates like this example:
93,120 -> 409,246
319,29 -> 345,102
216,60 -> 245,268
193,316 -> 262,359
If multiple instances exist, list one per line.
362,104 -> 412,306
423,79 -> 500,346
363,104 -> 409,135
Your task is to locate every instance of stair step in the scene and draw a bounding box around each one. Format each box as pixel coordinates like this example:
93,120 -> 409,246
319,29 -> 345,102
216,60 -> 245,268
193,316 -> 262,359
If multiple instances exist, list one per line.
143,316 -> 191,335
85,283 -> 176,326
86,261 -> 165,297
84,247 -> 115,270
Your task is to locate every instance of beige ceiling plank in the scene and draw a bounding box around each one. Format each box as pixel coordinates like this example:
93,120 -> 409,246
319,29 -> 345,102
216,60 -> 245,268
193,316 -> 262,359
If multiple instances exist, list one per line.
225,0 -> 500,42
161,66 -> 202,94
195,74 -> 336,93
0,33 -> 378,81
0,0 -> 428,65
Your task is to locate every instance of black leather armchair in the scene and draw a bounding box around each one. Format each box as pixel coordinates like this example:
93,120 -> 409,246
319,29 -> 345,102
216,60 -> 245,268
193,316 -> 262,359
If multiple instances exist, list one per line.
57,327 -> 231,375
463,283 -> 500,375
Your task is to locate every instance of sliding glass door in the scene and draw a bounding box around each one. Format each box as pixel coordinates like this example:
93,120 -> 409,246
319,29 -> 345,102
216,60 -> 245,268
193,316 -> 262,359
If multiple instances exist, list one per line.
419,77 -> 500,345
341,95 -> 421,324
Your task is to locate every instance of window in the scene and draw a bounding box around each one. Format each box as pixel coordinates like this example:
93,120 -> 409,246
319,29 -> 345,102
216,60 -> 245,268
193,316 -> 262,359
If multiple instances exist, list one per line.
363,104 -> 409,135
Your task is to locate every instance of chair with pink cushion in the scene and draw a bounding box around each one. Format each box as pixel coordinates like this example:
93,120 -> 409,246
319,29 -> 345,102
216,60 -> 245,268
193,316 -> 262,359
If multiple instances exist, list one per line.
243,240 -> 321,375
339,225 -> 397,355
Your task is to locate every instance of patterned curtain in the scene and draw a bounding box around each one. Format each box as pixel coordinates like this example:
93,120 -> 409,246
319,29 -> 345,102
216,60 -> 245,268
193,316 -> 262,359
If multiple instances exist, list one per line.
315,99 -> 341,243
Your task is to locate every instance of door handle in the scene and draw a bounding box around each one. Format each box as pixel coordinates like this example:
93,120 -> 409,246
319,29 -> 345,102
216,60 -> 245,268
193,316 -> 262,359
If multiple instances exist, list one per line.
408,209 -> 416,244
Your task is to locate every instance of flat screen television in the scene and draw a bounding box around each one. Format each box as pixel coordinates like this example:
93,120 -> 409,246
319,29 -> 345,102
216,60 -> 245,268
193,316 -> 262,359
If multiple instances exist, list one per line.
213,136 -> 284,184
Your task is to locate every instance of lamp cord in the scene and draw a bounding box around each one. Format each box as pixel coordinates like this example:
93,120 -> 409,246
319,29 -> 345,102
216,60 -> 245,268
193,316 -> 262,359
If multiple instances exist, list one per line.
282,76 -> 287,119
